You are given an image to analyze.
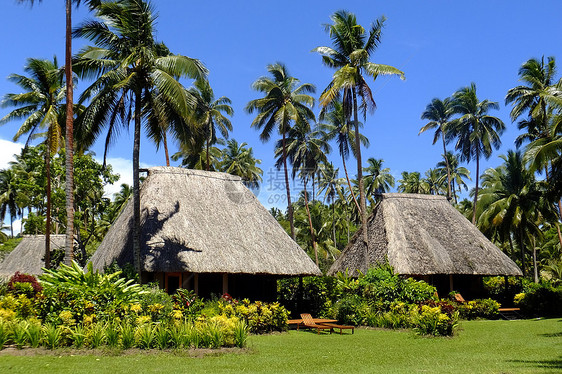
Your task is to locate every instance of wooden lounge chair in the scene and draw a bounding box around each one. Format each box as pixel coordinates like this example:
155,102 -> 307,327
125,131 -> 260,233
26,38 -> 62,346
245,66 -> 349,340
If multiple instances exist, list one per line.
453,293 -> 466,303
318,322 -> 354,335
299,313 -> 332,334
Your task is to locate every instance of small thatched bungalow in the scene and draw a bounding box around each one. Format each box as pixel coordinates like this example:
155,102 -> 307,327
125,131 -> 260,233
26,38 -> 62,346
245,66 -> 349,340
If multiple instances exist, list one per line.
0,234 -> 65,279
90,167 -> 320,300
328,193 -> 522,298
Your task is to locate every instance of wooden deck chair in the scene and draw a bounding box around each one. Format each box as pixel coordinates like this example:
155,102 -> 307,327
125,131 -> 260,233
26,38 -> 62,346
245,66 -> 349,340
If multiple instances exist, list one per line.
453,293 -> 466,303
299,313 -> 332,334
318,322 -> 355,335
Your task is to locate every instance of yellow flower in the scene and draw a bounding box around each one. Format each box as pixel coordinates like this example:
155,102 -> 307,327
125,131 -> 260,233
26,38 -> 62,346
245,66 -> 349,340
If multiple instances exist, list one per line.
59,310 -> 76,326
148,303 -> 164,313
171,309 -> 183,320
136,315 -> 152,325
130,304 -> 142,313
83,314 -> 95,325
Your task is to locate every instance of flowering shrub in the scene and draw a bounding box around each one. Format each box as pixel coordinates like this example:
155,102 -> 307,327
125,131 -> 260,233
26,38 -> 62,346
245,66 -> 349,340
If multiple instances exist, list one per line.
456,299 -> 500,320
413,305 -> 458,336
216,296 -> 288,333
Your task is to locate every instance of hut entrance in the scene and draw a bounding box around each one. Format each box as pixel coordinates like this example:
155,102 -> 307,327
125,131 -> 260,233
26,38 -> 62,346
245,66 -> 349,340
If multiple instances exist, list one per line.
165,273 -> 182,294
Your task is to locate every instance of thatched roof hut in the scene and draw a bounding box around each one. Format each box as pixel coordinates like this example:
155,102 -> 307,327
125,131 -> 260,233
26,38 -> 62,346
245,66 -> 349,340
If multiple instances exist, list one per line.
90,167 -> 320,298
328,194 -> 522,284
0,235 -> 65,279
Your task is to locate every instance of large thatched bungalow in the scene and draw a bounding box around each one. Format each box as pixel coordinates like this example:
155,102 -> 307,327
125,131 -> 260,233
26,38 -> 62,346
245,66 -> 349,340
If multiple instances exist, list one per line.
0,234 -> 65,279
90,167 -> 320,300
328,193 -> 522,297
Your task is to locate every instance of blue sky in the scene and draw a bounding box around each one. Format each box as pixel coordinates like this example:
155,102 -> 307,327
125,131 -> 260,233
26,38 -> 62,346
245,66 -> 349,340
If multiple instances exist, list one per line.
1,0 -> 562,232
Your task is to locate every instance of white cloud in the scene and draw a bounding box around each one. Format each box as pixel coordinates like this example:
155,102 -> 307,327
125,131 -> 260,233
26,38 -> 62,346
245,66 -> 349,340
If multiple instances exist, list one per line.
0,138 -> 23,169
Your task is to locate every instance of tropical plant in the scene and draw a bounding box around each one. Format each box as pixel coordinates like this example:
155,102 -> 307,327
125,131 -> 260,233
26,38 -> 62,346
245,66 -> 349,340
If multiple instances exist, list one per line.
419,97 -> 454,199
74,0 -> 207,276
0,57 -> 69,267
397,171 -> 428,194
189,79 -> 233,171
220,139 -> 263,189
363,158 -> 394,203
449,83 -> 505,224
245,62 -> 316,240
314,10 -> 404,249
437,152 -> 471,204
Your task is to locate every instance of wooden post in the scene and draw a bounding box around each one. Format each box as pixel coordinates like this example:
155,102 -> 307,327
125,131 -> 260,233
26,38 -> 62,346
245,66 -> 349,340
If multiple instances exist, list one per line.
194,274 -> 199,295
449,274 -> 454,293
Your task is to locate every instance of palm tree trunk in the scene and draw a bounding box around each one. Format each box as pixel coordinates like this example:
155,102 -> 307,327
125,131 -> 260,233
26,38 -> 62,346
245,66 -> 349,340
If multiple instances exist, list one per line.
332,202 -> 337,249
163,131 -> 170,167
342,154 -> 361,213
133,90 -> 142,280
441,133 -> 452,201
206,138 -> 210,171
44,149 -> 51,269
532,236 -> 538,283
303,178 -> 318,266
544,165 -> 562,250
352,87 -> 369,257
282,131 -> 295,240
64,0 -> 75,266
519,225 -> 526,277
472,149 -> 480,225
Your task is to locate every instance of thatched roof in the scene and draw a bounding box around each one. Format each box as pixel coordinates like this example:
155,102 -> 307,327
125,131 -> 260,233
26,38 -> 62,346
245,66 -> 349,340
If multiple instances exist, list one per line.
90,167 -> 320,276
328,193 -> 522,277
0,235 -> 65,279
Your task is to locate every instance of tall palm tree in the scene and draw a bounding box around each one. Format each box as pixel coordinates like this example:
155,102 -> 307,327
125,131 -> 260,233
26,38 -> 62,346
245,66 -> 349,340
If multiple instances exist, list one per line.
0,57 -> 68,268
397,171 -> 428,194
220,139 -> 263,189
17,0 -> 102,271
478,150 -> 554,279
245,63 -> 315,240
437,152 -> 471,203
74,0 -> 207,276
274,122 -> 329,265
506,56 -> 562,249
317,162 -> 344,246
423,168 -> 446,195
450,83 -> 505,224
314,10 -> 404,249
363,158 -> 394,203
419,97 -> 454,200
319,99 -> 369,213
0,169 -> 23,238
189,79 -> 233,171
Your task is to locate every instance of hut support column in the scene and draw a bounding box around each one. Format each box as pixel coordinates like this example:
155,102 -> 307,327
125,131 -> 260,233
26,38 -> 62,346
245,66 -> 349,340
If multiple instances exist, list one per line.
194,274 -> 199,295
449,274 -> 454,293
222,273 -> 228,295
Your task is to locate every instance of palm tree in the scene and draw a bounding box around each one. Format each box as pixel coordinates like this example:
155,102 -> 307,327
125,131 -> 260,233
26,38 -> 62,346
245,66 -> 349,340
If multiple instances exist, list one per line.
0,57 -> 69,268
363,158 -> 394,203
17,0 -> 102,274
74,0 -> 207,276
319,99 -> 369,213
245,63 -> 315,240
220,139 -> 263,189
274,122 -> 329,265
423,168 -> 446,195
419,97 -> 454,200
0,169 -> 23,238
506,56 -> 562,250
317,162 -> 345,246
478,150 -> 554,279
314,10 -> 404,249
450,83 -> 505,224
397,171 -> 428,194
189,79 -> 233,171
437,152 -> 471,203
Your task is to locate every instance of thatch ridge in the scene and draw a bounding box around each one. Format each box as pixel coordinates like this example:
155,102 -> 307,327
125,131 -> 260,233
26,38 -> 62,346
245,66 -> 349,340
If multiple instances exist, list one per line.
90,167 -> 321,276
0,235 -> 66,278
328,193 -> 522,277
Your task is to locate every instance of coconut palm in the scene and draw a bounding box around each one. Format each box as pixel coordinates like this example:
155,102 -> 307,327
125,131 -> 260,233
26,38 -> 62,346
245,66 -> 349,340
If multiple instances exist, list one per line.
245,63 -> 315,240
314,10 -> 404,249
74,0 -> 207,275
317,162 -> 345,246
478,150 -> 554,279
397,171 -> 428,194
0,57 -> 70,267
274,122 -> 329,265
419,97 -> 454,199
423,168 -> 446,195
220,139 -> 263,189
17,0 -> 102,271
0,169 -> 23,238
319,99 -> 369,213
363,158 -> 394,203
437,152 -> 471,203
449,83 -> 505,224
189,79 -> 233,171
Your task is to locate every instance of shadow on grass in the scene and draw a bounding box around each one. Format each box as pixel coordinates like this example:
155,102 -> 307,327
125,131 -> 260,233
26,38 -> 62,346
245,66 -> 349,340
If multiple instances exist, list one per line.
539,332 -> 562,338
509,357 -> 562,370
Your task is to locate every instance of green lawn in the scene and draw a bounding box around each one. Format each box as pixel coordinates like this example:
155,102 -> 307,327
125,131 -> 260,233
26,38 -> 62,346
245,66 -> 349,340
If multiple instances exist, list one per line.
1,319 -> 561,373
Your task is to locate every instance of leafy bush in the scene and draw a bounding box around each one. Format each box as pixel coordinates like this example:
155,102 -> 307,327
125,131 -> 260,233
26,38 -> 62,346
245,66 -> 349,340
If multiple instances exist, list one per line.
277,276 -> 338,318
7,272 -> 42,297
217,297 -> 288,334
515,282 -> 562,317
457,299 -> 500,320
413,305 -> 458,336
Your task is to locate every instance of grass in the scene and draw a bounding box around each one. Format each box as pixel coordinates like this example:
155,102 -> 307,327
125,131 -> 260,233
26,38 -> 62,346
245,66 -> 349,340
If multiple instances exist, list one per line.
0,319 -> 560,373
